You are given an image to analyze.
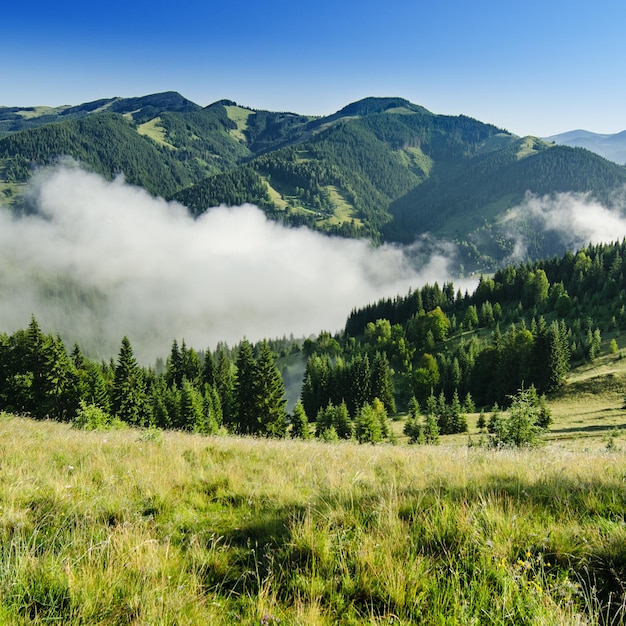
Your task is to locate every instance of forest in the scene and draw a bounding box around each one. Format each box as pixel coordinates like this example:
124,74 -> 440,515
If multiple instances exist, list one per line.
3,92 -> 626,270
1,238 -> 624,444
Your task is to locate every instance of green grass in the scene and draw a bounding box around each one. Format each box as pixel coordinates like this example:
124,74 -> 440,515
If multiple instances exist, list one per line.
137,117 -> 177,149
0,409 -> 625,624
319,186 -> 363,227
225,106 -> 254,142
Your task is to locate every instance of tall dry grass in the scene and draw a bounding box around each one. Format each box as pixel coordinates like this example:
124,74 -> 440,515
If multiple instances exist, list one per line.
0,412 -> 624,624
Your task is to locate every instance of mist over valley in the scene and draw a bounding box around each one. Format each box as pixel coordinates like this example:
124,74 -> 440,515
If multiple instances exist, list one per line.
2,92 -> 626,360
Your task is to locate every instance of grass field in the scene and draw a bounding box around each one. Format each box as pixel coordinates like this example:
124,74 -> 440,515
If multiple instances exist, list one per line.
137,117 -> 177,149
1,376 -> 625,625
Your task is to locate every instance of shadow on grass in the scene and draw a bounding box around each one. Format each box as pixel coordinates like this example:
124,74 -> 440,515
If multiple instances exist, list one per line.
549,422 -> 626,435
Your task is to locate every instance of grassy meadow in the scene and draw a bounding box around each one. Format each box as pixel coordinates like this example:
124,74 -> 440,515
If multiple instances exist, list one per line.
1,375 -> 626,626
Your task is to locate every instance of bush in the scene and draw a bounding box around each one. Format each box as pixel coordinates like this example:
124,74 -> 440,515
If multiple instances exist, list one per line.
491,388 -> 546,448
73,401 -> 125,431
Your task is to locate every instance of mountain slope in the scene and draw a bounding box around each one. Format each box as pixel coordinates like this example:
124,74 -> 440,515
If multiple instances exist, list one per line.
2,92 -> 626,270
0,114 -> 194,198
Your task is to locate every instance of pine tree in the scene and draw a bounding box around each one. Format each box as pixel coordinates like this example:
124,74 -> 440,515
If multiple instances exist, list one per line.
253,341 -> 287,438
202,349 -> 216,387
333,401 -> 354,440
83,362 -> 111,413
372,397 -> 389,438
43,335 -> 79,421
370,351 -> 396,414
180,378 -> 205,432
477,410 -> 486,432
150,377 -> 171,429
166,339 -> 183,388
233,339 -> 258,435
111,336 -> 149,426
423,410 -> 440,444
347,354 -> 371,416
355,401 -> 382,444
215,347 -> 234,425
290,400 -> 311,439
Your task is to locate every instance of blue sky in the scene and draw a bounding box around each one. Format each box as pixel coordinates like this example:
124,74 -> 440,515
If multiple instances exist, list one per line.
2,0 -> 625,137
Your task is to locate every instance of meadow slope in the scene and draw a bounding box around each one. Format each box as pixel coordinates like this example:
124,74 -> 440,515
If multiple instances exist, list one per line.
0,410 -> 625,625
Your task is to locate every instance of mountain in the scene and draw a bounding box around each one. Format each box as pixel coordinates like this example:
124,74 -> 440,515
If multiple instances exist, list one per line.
2,91 -> 625,270
545,129 -> 626,164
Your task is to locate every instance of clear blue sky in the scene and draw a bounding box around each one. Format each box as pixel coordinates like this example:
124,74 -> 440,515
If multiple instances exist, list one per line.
2,0 -> 625,137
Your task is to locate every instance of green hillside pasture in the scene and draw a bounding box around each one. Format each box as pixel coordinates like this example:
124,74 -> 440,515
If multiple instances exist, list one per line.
13,106 -> 68,120
397,146 -> 433,178
318,185 -> 363,227
0,180 -> 22,206
225,106 -> 254,142
258,174 -> 289,210
0,413 -> 624,624
547,347 -> 626,449
137,117 -> 177,149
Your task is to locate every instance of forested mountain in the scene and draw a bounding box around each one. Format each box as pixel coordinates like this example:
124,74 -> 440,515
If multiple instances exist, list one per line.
2,92 -> 625,268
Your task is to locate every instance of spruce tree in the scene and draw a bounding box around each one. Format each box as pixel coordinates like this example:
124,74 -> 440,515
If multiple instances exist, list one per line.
215,348 -> 234,425
355,401 -> 382,444
180,378 -> 205,432
253,341 -> 288,438
332,400 -> 353,440
111,336 -> 149,426
423,410 -> 440,444
290,400 -> 311,439
371,352 -> 396,414
202,349 -> 216,387
233,339 -> 258,435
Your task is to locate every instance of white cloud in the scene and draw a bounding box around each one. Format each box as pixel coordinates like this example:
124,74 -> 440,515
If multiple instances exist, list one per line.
501,189 -> 626,262
0,164 -> 459,362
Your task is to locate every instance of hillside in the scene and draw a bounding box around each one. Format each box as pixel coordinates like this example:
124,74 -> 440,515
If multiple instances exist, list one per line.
2,92 -> 626,268
0,410 -> 624,624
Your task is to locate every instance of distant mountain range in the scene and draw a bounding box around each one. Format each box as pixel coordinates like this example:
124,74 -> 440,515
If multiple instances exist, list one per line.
545,130 -> 626,165
2,91 -> 625,271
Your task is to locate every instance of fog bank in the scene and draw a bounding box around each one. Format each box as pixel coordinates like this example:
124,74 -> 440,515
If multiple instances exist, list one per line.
0,165 -> 457,362
503,189 -> 626,261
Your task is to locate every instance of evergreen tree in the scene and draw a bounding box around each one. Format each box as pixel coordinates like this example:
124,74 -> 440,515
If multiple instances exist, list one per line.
487,402 -> 502,434
463,391 -> 475,414
180,378 -> 205,432
215,347 -> 235,425
347,354 -> 371,416
372,397 -> 389,438
150,377 -> 171,429
233,339 -> 258,435
205,384 -> 223,431
166,339 -> 183,388
491,388 -> 545,447
477,410 -> 486,432
403,396 -> 423,444
253,341 -> 288,437
423,410 -> 440,444
111,336 -> 149,426
202,349 -> 216,387
180,340 -> 202,384
42,335 -> 79,421
290,400 -> 311,439
370,351 -> 396,414
355,401 -> 383,444
83,361 -> 111,413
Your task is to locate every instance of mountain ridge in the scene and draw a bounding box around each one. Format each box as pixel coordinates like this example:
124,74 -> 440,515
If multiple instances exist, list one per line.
545,129 -> 626,164
2,91 -> 625,271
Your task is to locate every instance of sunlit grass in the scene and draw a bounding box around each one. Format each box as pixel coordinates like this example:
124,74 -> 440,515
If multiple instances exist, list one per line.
0,413 -> 624,624
137,116 -> 177,149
